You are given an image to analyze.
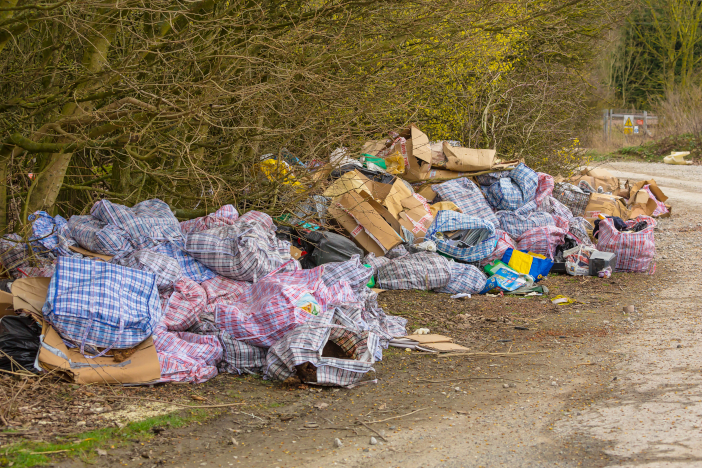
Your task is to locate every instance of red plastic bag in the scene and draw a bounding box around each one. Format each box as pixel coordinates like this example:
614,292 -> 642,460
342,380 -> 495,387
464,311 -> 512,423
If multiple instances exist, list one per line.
596,216 -> 656,273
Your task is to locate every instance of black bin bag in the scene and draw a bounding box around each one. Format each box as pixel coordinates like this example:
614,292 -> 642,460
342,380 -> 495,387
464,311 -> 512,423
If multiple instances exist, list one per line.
0,316 -> 41,372
300,231 -> 364,268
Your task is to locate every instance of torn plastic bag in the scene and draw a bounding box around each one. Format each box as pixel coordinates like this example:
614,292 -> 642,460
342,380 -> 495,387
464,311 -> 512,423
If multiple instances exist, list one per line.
426,210 -> 497,263
0,315 -> 41,372
265,303 -> 379,387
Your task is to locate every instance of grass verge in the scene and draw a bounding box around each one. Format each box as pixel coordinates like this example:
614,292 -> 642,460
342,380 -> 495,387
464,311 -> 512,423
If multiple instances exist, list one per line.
0,408 -> 216,468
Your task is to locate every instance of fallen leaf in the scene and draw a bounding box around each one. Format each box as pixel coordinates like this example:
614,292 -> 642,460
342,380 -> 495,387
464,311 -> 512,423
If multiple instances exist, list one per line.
190,395 -> 207,402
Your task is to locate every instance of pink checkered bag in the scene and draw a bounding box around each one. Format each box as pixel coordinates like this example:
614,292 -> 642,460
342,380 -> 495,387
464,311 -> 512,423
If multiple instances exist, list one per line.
479,230 -> 517,267
534,173 -> 555,205
161,278 -> 207,331
517,226 -> 568,260
596,216 -> 656,273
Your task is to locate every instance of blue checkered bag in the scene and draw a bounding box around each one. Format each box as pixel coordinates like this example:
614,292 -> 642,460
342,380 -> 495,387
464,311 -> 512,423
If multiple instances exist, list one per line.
42,257 -> 162,355
435,262 -> 487,295
112,249 -> 183,290
485,163 -> 538,211
432,178 -> 499,228
426,210 -> 498,262
29,211 -> 79,258
150,240 -> 216,283
496,201 -> 556,239
91,199 -> 182,250
67,215 -> 132,256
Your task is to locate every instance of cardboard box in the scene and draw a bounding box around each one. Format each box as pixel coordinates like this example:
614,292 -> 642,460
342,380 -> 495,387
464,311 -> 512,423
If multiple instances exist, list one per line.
38,320 -> 161,385
443,142 -> 496,172
627,179 -> 668,203
418,186 -> 437,202
397,196 -> 433,242
329,191 -> 404,255
570,167 -> 620,192
584,193 -> 629,219
323,170 -> 412,219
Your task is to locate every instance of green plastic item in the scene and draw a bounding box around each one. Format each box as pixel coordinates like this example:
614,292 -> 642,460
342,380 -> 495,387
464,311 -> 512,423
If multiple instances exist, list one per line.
484,260 -> 511,277
363,264 -> 376,288
362,155 -> 387,170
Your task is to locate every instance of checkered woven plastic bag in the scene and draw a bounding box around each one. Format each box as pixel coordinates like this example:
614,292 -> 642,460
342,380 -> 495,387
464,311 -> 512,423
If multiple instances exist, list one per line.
180,205 -> 239,235
200,275 -> 252,306
192,314 -> 268,375
149,239 -> 216,283
91,199 -> 182,250
432,178 -> 499,228
596,215 -> 656,273
568,217 -> 594,246
153,325 -> 222,383
363,253 -> 391,276
112,249 -> 182,290
210,263 -> 356,347
318,255 -> 373,292
160,278 -> 207,331
516,226 -> 568,260
376,251 -> 451,290
478,230 -> 517,267
265,304 -> 379,387
42,257 -> 162,354
485,163 -> 538,211
186,210 -> 293,282
534,173 -> 555,205
552,183 -> 589,217
435,262 -> 488,295
496,201 -> 556,239
426,210 -> 498,263
67,215 -> 132,256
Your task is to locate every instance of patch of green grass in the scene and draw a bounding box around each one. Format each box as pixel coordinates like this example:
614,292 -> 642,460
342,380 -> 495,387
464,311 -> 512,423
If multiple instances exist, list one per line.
595,133 -> 701,164
1,409 -> 213,468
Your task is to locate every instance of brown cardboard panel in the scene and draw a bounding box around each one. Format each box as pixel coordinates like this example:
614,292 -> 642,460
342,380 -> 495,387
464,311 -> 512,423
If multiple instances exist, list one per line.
337,192 -> 403,253
585,193 -> 629,220
402,334 -> 453,344
68,245 -> 113,262
323,170 -> 374,199
290,246 -> 303,260
628,179 -> 668,203
443,142 -> 496,172
328,204 -> 385,256
12,277 -> 51,315
418,186 -> 437,202
38,321 -> 161,385
422,342 -> 470,352
0,291 -> 14,318
361,140 -> 389,156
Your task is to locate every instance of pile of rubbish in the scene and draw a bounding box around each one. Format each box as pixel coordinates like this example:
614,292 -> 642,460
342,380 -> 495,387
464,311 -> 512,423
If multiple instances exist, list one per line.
0,124 -> 670,387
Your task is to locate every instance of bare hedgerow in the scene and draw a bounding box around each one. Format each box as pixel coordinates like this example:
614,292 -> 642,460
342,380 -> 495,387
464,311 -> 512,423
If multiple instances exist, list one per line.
0,0 -> 626,232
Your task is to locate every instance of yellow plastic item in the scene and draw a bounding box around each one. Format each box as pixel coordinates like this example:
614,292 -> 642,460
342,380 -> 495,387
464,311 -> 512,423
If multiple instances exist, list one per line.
384,150 -> 406,175
259,159 -> 305,193
551,295 -> 576,305
506,249 -> 535,276
663,151 -> 692,165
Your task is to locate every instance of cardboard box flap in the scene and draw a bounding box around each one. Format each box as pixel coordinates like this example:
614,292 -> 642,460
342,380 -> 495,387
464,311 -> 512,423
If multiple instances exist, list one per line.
418,186 -> 437,202
585,193 -> 629,220
68,245 -> 113,262
328,204 -> 385,257
402,125 -> 432,164
628,179 -> 668,203
322,170 -> 373,199
338,191 -> 403,252
0,291 -> 14,318
443,142 -> 496,172
38,321 -> 161,385
12,277 -> 50,315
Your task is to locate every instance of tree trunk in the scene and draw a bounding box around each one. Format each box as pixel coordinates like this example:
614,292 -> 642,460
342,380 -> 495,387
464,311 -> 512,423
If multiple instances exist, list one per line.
26,7 -> 118,214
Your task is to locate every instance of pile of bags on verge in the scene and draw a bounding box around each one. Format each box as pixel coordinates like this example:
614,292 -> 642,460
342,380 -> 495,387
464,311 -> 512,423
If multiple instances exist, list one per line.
0,124 -> 670,387
0,202 -> 405,387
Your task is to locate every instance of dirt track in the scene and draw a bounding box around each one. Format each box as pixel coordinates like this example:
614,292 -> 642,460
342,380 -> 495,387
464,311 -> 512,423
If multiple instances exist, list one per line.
46,161 -> 702,468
